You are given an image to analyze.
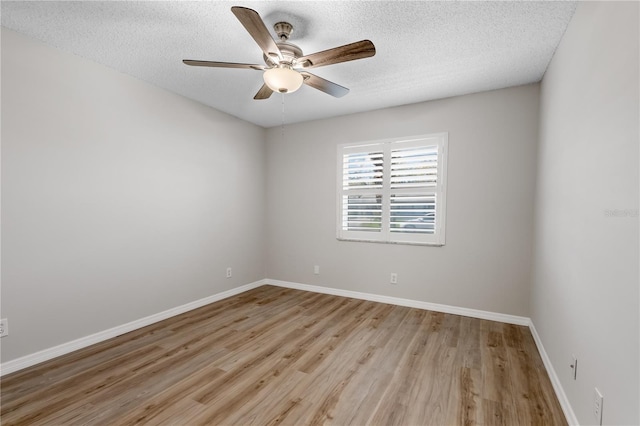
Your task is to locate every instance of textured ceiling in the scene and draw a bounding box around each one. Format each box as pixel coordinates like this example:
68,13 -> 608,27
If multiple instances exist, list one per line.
1,1 -> 576,128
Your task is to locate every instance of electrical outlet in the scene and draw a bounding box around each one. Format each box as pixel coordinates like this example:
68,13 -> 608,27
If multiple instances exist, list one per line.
313,265 -> 320,275
226,267 -> 232,278
0,318 -> 8,337
570,355 -> 577,380
390,273 -> 398,285
594,387 -> 603,425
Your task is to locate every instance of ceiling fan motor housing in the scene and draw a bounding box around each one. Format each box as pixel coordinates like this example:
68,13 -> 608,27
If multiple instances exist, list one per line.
261,22 -> 303,67
263,42 -> 302,67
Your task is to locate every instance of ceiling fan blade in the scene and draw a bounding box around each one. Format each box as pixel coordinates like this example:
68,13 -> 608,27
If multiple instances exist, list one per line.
300,72 -> 349,98
231,6 -> 282,62
183,60 -> 265,70
296,40 -> 375,69
254,84 -> 274,100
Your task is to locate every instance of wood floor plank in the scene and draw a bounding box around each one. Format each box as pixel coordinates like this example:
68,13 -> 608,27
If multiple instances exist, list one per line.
0,285 -> 567,426
109,366 -> 226,425
454,366 -> 483,426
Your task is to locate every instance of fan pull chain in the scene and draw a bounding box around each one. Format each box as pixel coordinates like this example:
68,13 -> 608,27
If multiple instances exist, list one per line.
281,93 -> 285,141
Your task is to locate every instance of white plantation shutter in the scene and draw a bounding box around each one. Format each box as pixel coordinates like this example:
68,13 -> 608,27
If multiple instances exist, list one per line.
389,143 -> 438,236
390,193 -> 436,234
342,150 -> 384,191
339,144 -> 385,241
390,145 -> 438,189
337,134 -> 447,245
341,194 -> 382,232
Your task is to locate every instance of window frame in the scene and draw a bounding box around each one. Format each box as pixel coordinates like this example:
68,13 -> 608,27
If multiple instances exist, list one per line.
336,133 -> 448,246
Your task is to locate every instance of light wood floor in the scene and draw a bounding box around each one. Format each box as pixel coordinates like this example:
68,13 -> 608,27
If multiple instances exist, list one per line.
1,285 -> 567,425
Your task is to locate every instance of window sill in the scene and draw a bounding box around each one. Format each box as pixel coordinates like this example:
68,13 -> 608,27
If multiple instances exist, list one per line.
336,237 -> 445,247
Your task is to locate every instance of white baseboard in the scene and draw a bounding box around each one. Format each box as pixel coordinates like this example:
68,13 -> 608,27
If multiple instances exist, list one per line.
265,278 -> 530,326
528,320 -> 579,425
0,280 -> 266,377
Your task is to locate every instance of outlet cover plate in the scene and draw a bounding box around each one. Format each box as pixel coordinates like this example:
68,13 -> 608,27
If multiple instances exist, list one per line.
0,318 -> 8,337
594,387 -> 603,425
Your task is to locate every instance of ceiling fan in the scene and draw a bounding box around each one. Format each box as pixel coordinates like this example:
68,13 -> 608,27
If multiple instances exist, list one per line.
183,6 -> 376,100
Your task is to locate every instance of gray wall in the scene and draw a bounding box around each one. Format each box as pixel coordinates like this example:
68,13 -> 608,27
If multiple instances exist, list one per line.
265,84 -> 540,316
531,2 -> 639,425
1,29 -> 266,362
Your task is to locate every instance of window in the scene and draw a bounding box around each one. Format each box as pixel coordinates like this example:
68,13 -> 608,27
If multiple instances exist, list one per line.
337,133 -> 448,246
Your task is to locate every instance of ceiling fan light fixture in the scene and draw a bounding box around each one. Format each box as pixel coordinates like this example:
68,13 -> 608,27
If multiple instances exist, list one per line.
263,66 -> 303,94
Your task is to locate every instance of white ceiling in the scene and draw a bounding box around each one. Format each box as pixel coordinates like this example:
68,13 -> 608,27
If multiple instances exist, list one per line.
1,1 -> 576,128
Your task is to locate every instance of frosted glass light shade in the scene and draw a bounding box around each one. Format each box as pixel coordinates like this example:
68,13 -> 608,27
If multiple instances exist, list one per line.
263,67 -> 303,93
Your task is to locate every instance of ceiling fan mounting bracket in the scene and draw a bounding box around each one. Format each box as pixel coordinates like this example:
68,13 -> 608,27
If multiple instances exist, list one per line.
274,22 -> 293,41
